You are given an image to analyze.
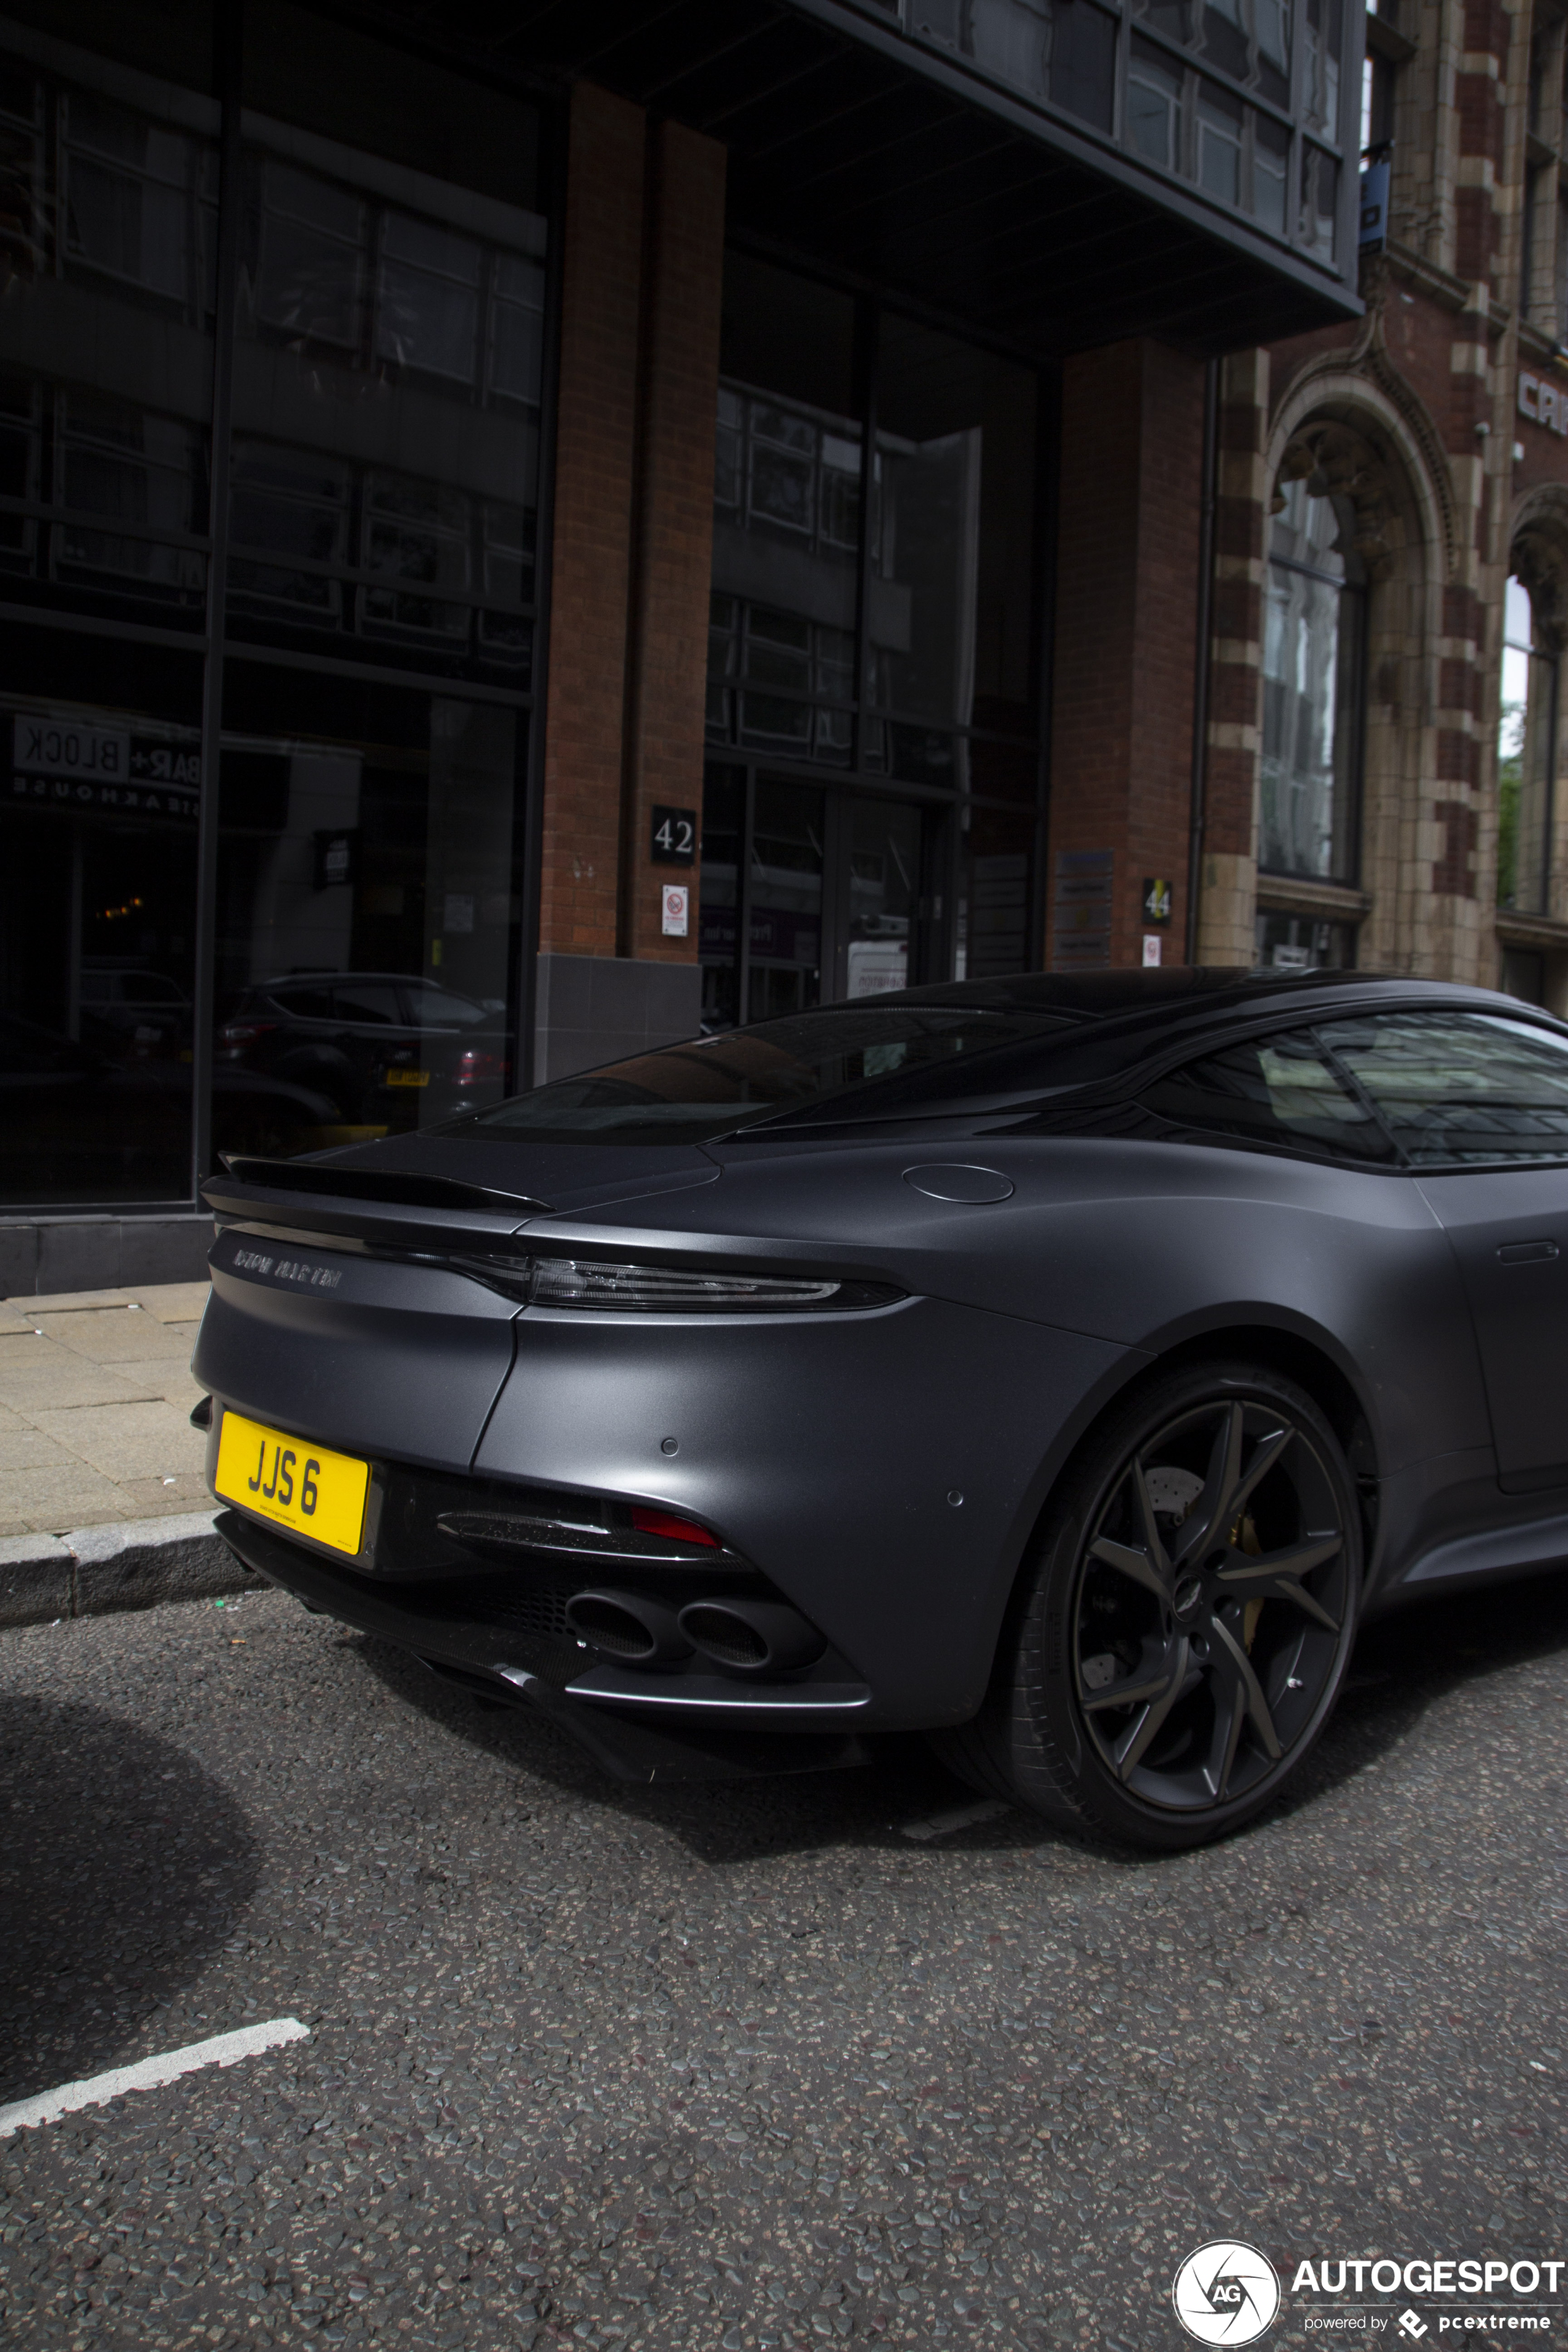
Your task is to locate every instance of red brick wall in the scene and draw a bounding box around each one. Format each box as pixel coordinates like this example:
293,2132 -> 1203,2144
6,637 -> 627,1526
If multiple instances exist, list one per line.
621,120 -> 727,964
537,83 -> 645,959
1046,340 -> 1205,966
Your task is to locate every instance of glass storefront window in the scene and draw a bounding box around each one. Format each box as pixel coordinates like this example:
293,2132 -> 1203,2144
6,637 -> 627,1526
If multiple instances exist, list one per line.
0,27 -> 217,1204
0,10 -> 544,1207
1254,909 -> 1356,970
958,806 -> 1035,981
709,256 -> 861,767
703,257 -> 1044,1008
1498,572 -> 1557,919
1261,473 -> 1364,881
748,780 -> 825,1024
212,673 -> 519,1156
870,312 -> 1037,773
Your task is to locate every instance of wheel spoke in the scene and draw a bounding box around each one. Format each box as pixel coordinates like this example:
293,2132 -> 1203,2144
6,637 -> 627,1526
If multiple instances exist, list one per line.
1080,1654 -> 1184,1715
1205,1676 -> 1248,1801
1216,1534 -> 1343,1631
1129,1457 -> 1174,1576
1174,1401 -> 1245,1562
1088,1533 -> 1169,1603
1176,1405 -> 1292,1564
1112,1636 -> 1191,1780
1208,1614 -> 1283,1760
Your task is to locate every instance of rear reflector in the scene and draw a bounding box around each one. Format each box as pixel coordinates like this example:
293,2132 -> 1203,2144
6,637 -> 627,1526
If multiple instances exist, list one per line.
630,1507 -> 719,1548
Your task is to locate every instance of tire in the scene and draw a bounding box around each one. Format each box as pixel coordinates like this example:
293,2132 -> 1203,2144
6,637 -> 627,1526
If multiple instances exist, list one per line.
959,1359 -> 1362,1851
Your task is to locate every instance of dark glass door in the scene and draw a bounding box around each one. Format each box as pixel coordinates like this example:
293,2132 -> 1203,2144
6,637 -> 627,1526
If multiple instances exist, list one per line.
699,765 -> 940,1028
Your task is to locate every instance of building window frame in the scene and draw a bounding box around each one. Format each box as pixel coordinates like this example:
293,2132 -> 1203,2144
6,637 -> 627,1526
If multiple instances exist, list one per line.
0,12 -> 561,1213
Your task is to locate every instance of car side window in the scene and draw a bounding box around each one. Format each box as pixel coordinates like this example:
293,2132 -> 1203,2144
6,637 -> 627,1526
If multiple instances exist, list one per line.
400,981 -> 486,1028
332,982 -> 401,1025
1315,1011 -> 1568,1166
1142,1027 -> 1394,1161
269,985 -> 337,1020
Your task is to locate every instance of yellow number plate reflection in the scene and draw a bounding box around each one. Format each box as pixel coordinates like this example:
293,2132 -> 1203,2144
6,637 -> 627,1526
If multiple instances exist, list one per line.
215,1412 -> 369,1555
385,1067 -> 430,1087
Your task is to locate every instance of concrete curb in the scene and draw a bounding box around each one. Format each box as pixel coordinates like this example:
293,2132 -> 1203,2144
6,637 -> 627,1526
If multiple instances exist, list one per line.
0,1509 -> 259,1630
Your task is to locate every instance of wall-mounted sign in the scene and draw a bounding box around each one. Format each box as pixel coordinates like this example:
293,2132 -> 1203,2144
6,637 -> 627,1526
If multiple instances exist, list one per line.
661,883 -> 690,938
1358,156 -> 1389,252
651,804 -> 696,865
1519,373 -> 1568,438
1142,876 -> 1173,927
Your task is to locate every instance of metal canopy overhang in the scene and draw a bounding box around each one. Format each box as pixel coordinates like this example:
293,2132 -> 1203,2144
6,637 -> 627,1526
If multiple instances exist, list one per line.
365,0 -> 1362,359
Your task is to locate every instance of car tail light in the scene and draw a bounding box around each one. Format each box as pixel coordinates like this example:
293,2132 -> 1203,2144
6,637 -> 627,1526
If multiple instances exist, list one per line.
221,1021 -> 277,1046
629,1506 -> 719,1548
454,1048 -> 508,1086
449,1251 -> 904,1314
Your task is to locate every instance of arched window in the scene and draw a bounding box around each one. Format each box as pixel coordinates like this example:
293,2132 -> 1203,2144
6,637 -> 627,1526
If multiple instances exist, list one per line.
1260,472 -> 1366,885
1498,571 -> 1558,920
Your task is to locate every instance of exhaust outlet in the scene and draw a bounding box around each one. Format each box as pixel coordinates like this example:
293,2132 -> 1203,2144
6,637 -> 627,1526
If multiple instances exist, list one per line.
678,1597 -> 825,1677
565,1589 -> 692,1664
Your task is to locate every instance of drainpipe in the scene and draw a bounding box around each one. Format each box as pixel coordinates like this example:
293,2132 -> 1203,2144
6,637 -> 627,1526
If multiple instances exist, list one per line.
1185,356 -> 1221,968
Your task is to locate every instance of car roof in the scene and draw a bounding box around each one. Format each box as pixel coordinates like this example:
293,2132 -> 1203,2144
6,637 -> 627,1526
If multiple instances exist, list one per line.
740,967 -> 1566,1133
890,965 -> 1540,1027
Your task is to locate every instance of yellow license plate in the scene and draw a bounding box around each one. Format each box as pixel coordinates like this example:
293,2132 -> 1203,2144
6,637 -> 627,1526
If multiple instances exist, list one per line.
214,1411 -> 369,1555
384,1067 -> 429,1087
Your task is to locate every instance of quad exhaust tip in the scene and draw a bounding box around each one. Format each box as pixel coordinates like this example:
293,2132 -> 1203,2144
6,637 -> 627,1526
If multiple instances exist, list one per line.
564,1590 -> 825,1677
565,1590 -> 690,1664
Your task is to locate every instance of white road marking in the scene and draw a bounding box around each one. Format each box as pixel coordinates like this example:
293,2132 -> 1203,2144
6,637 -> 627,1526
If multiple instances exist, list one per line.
0,2018 -> 309,2137
899,1799 -> 1010,1842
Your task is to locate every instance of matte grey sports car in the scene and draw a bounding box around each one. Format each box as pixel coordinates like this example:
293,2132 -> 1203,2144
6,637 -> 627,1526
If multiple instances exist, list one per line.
196,968 -> 1568,1849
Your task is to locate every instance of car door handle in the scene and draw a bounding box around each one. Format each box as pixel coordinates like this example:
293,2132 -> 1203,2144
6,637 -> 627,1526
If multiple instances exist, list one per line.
1497,1240 -> 1561,1263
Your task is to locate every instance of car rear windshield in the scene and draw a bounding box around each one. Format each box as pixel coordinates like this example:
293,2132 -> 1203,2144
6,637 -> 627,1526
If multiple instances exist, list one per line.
454,1003 -> 1083,1143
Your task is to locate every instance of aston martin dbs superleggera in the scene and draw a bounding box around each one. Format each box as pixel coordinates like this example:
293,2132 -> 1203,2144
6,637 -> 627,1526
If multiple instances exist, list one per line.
196,967 -> 1568,1849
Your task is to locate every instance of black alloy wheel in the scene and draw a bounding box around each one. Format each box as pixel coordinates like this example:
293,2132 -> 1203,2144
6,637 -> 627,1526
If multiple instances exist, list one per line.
943,1362 -> 1362,1849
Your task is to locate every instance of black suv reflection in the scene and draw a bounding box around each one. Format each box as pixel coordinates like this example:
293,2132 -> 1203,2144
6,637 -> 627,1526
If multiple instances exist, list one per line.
218,973 -> 509,1131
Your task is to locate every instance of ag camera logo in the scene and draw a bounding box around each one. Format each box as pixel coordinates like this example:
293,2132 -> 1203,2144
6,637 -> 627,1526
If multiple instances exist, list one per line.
1173,2241 -> 1283,2345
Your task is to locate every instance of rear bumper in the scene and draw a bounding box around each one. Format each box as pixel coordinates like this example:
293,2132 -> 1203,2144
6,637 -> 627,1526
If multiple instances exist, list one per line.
214,1502 -> 872,1727
215,1507 -> 876,1783
198,1252 -> 1140,1728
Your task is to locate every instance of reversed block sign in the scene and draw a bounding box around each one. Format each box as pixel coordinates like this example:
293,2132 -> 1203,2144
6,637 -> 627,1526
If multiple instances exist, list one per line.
661,883 -> 690,938
1051,848 -> 1113,970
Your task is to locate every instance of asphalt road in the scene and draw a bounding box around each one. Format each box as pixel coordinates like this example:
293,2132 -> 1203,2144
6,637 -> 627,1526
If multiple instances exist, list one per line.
1,1573 -> 1565,2351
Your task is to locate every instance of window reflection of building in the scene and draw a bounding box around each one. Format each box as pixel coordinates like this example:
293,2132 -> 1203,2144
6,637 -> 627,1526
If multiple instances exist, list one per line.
1260,473 -> 1364,885
0,10 -> 546,1203
708,383 -> 859,762
909,0 -> 1322,244
1498,573 -> 1558,923
700,253 -> 1043,1032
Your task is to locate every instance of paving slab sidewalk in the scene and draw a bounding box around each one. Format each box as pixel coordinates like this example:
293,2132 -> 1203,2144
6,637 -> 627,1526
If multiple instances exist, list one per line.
0,1280 -> 256,1625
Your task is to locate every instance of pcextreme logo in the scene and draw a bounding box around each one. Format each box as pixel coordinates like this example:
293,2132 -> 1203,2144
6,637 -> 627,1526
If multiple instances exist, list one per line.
1173,2242 -> 1284,2344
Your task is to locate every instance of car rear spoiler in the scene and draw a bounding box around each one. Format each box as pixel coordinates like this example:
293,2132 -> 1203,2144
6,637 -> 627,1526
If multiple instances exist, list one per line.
211,1155 -> 550,1217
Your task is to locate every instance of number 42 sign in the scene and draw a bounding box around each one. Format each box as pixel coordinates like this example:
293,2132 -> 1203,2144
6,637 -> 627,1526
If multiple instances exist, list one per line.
651,805 -> 696,865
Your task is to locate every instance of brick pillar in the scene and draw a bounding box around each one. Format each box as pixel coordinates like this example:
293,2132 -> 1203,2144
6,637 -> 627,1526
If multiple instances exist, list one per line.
536,83 -> 646,961
620,120 -> 727,965
1196,348 -> 1270,965
1046,340 -> 1206,970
